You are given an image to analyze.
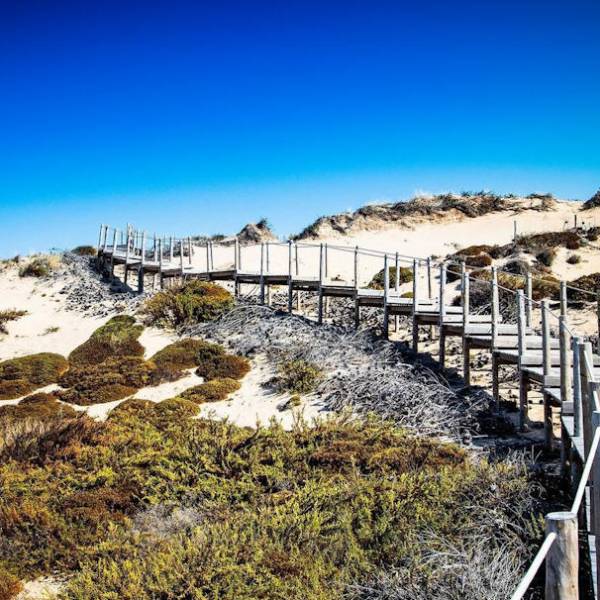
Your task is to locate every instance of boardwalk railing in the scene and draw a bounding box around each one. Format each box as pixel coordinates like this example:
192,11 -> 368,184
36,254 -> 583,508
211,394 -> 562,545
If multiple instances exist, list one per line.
96,223 -> 600,598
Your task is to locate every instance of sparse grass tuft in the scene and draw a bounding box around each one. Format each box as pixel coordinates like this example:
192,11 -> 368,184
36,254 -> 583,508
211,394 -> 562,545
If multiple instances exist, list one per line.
274,358 -> 323,394
535,247 -> 557,267
140,280 -> 234,328
18,256 -> 57,278
0,565 -> 23,600
0,353 -> 69,400
0,310 -> 27,334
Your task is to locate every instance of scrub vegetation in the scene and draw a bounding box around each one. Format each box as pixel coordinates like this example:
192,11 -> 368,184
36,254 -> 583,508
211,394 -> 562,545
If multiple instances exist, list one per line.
140,280 -> 234,328
0,353 -> 68,400
368,266 -> 413,290
0,310 -> 27,334
0,409 -> 542,600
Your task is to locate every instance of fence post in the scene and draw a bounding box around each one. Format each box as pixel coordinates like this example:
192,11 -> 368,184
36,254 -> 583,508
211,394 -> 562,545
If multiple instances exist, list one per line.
545,512 -> 579,600
491,266 -> 499,349
572,337 -> 583,439
427,257 -> 432,299
259,243 -> 265,305
318,244 -> 324,324
517,290 -> 528,430
597,292 -> 600,353
353,246 -> 359,288
124,228 -> 131,285
138,231 -> 146,293
188,237 -> 192,266
158,238 -> 164,289
541,300 -> 553,449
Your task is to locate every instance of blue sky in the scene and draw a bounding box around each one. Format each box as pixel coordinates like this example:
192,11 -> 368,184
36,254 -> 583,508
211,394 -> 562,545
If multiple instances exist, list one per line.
1,0 -> 599,256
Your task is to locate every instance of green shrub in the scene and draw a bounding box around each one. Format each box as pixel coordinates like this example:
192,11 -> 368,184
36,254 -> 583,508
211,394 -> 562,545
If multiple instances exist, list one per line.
0,310 -> 27,334
196,354 -> 250,381
0,353 -> 68,400
455,244 -> 495,256
69,316 -> 144,366
566,272 -> 600,301
150,339 -> 221,377
71,245 -> 97,256
140,280 -> 234,328
152,397 -> 200,422
368,266 -> 413,290
567,254 -> 581,265
274,358 -> 323,394
181,378 -> 241,404
107,398 -> 155,422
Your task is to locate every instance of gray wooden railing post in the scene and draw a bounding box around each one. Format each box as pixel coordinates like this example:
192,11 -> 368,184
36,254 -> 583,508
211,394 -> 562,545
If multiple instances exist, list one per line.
394,252 -> 401,333
560,281 -> 567,317
259,243 -> 265,305
169,236 -> 174,263
597,292 -> 600,353
123,228 -> 131,285
354,247 -> 360,327
592,410 -> 600,571
353,246 -> 359,288
138,231 -> 146,293
383,254 -> 389,339
187,237 -> 192,266
206,242 -> 210,273
526,272 -> 533,327
516,290 -> 528,429
412,259 -> 419,351
462,267 -> 471,385
96,224 -> 104,266
318,243 -> 324,324
294,243 -> 299,276
572,337 -> 583,439
490,267 -> 500,409
265,242 -> 271,305
287,240 -> 293,313
179,239 -> 184,277
158,238 -> 164,289
427,257 -> 432,299
541,299 -> 553,449
234,238 -> 239,271
545,512 -> 579,600
324,243 -> 328,280
438,263 -> 447,367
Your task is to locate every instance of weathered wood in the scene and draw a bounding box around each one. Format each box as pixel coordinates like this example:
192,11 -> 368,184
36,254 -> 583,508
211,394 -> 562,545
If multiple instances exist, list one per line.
188,237 -> 192,265
124,229 -> 131,285
353,246 -> 359,288
287,240 -> 293,313
526,272 -> 533,327
541,300 -> 552,448
519,370 -> 529,431
412,259 -> 418,351
572,336 -> 583,438
259,243 -> 265,305
492,354 -> 500,411
138,231 -> 147,293
438,263 -> 446,367
234,238 -> 239,270
491,266 -> 499,349
545,512 -> 578,600
426,257 -> 432,298
158,238 -> 164,289
383,254 -> 389,339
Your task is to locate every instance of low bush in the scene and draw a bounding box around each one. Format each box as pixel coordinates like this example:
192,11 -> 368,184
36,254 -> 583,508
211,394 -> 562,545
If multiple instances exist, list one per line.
368,266 -> 413,290
68,316 -> 144,366
71,245 -> 97,256
0,565 -> 22,600
566,272 -> 600,301
18,257 -> 53,278
196,354 -> 250,381
0,393 -> 78,420
152,397 -> 200,422
58,357 -> 155,406
464,253 -> 492,268
150,339 -> 221,377
0,353 -> 69,400
567,254 -> 581,265
274,358 -> 323,394
535,247 -> 557,267
181,378 -> 241,404
0,310 -> 27,334
140,280 -> 234,328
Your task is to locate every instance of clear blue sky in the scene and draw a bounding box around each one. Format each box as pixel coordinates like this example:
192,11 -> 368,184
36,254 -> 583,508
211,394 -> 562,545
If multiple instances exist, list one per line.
1,0 -> 599,256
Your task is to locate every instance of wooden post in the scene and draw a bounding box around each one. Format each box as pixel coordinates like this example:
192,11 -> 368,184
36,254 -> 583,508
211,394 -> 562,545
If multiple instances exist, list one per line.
294,243 -> 299,275
138,231 -> 146,293
462,269 -> 471,385
438,263 -> 446,367
411,259 -> 419,351
265,242 -> 271,305
206,242 -> 210,273
427,257 -> 432,299
287,240 -> 293,313
513,219 -> 517,243
383,254 -> 389,339
592,411 -> 600,561
259,243 -> 265,305
580,341 -> 593,460
318,244 -> 324,324
517,290 -> 528,430
169,236 -> 174,263
234,238 -> 239,271
324,243 -> 328,280
560,281 -> 567,317
353,246 -> 359,288
525,272 -> 533,328
158,238 -> 164,289
110,229 -> 118,280
188,237 -> 192,266
541,300 -> 553,449
96,224 -> 104,264
559,315 -> 573,406
394,252 -> 401,333
124,228 -> 131,285
209,241 -> 214,271
544,512 -> 579,600
572,337 -> 583,438
179,239 -> 184,276
597,292 -> 600,353
491,266 -> 499,350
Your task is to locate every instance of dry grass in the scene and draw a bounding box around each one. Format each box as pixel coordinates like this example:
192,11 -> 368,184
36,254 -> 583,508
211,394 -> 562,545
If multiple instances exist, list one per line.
0,310 -> 27,334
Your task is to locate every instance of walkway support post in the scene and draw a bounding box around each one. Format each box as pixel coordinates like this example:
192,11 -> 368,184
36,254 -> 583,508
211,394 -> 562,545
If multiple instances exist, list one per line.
412,259 -> 419,351
110,228 -> 118,279
179,239 -> 184,278
158,238 -> 164,289
462,265 -> 471,385
383,254 -> 389,339
188,237 -> 192,266
318,243 -> 324,324
490,267 -> 500,410
544,512 -> 579,600
572,337 -> 583,439
526,272 -> 533,327
541,299 -> 552,449
259,243 -> 265,305
138,231 -> 146,293
287,240 -> 293,313
438,263 -> 446,367
124,228 -> 131,286
517,290 -> 528,430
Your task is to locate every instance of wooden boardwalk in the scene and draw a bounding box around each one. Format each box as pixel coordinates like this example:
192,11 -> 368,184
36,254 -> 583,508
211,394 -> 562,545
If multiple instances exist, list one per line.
97,224 -> 600,598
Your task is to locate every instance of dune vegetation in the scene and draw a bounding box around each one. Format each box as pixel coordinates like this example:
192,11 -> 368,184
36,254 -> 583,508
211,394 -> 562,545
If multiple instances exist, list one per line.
368,265 -> 413,290
0,353 -> 69,400
0,407 -> 542,600
0,310 -> 27,335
